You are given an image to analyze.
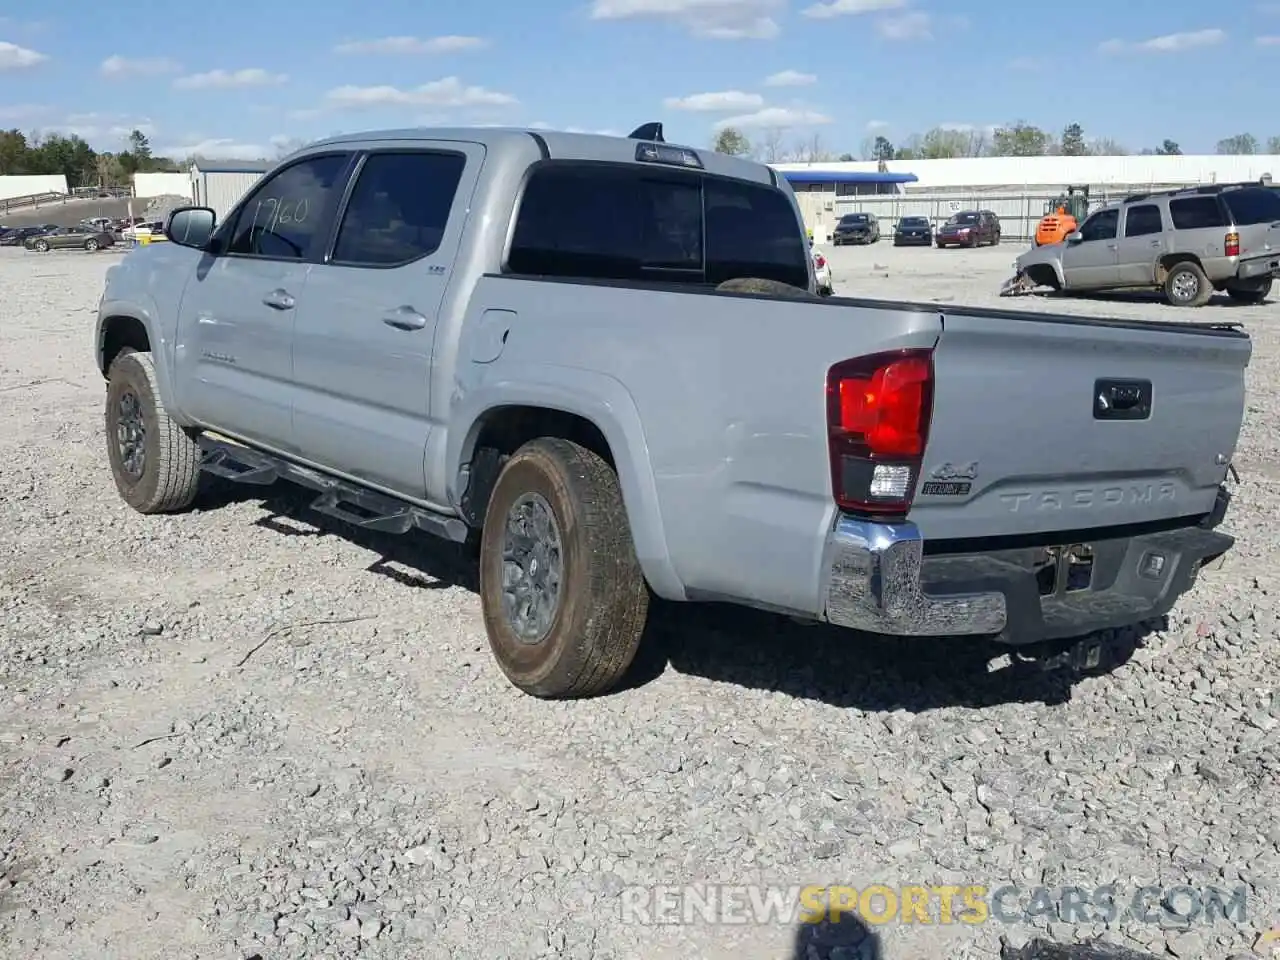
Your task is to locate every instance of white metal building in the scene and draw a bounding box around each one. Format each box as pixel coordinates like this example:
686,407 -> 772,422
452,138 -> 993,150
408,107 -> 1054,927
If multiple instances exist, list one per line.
772,154 -> 1280,194
0,174 -> 68,203
133,172 -> 193,200
191,160 -> 269,220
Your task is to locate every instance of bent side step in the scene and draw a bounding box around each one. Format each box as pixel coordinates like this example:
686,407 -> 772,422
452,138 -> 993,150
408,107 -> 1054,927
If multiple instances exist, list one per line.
195,433 -> 469,543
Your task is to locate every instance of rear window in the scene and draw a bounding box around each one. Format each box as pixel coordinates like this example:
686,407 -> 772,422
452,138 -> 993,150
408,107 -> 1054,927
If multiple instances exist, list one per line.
506,162 -> 809,288
1222,187 -> 1280,226
842,214 -> 868,223
1169,196 -> 1227,230
901,217 -> 927,225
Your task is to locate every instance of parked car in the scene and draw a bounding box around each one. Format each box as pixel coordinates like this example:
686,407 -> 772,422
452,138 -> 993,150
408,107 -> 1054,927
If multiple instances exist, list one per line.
936,209 -> 1001,248
26,225 -> 116,252
0,226 -> 48,247
831,212 -> 880,245
812,246 -> 833,295
893,215 -> 933,246
1006,182 -> 1280,306
94,122 -> 1247,701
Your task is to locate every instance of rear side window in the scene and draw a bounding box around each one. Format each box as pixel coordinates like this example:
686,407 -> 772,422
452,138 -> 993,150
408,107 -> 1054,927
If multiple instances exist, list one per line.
332,151 -> 467,266
506,163 -> 809,288
1222,187 -> 1280,226
1169,196 -> 1227,230
1124,204 -> 1163,237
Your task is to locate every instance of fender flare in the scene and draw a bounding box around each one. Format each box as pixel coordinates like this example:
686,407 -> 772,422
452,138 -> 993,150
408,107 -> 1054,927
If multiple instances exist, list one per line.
96,296 -> 191,427
447,367 -> 685,600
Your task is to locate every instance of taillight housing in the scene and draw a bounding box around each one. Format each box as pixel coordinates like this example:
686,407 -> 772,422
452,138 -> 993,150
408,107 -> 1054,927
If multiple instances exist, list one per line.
826,349 -> 934,518
814,254 -> 826,268
1225,232 -> 1240,257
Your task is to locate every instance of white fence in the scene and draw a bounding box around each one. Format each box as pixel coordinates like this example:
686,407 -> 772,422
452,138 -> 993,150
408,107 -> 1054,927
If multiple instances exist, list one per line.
823,187 -> 1187,242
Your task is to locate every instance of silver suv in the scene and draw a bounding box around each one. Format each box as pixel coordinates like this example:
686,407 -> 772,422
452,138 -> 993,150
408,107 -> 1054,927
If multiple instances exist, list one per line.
1008,182 -> 1280,306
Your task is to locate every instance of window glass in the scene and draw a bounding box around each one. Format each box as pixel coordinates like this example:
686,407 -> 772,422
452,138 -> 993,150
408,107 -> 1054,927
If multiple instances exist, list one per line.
1222,187 -> 1280,226
225,154 -> 348,259
1123,204 -> 1163,237
332,151 -> 467,265
1168,196 -> 1226,230
1079,208 -> 1118,242
507,163 -> 810,289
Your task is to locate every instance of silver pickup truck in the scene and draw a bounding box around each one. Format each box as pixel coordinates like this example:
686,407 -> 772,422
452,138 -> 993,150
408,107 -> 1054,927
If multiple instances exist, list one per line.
94,122 -> 1251,700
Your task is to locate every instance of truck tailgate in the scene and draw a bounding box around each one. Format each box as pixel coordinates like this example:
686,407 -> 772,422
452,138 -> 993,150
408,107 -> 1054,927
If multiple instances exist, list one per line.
911,309 -> 1250,541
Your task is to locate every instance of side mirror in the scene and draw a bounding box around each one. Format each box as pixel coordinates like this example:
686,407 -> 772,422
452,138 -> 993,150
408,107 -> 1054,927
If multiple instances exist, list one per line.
1065,231 -> 1084,244
165,206 -> 217,249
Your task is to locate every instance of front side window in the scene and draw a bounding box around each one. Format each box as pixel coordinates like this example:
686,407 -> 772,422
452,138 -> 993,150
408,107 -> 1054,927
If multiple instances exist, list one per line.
225,153 -> 349,260
1079,208 -> 1118,242
506,163 -> 809,288
332,151 -> 467,266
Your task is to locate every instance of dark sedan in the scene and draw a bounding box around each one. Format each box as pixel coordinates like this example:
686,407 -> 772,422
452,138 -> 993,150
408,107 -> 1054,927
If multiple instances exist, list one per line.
24,225 -> 116,252
893,215 -> 933,246
0,226 -> 48,247
831,212 -> 880,245
935,209 -> 1001,248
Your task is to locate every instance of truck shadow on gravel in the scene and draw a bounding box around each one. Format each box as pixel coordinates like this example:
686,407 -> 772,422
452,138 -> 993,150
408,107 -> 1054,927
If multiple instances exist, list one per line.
194,477 -> 1153,711
1029,289 -> 1264,309
790,911 -> 881,960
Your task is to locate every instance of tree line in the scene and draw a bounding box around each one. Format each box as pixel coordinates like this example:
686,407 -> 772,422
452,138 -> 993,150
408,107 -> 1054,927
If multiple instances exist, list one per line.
713,122 -> 1280,163
0,128 -> 188,190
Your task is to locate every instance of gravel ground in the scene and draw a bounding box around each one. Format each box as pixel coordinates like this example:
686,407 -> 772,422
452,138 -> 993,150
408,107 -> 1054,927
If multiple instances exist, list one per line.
1,245 -> 1278,960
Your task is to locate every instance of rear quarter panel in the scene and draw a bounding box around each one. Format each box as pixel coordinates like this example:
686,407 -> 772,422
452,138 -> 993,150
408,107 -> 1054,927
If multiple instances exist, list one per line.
448,279 -> 943,615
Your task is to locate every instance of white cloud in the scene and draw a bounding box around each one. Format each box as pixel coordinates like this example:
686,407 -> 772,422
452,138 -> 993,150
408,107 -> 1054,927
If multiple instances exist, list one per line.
38,113 -> 158,147
590,0 -> 782,40
324,77 -> 517,109
1257,34 -> 1280,44
174,68 -> 288,90
1098,28 -> 1225,54
713,106 -> 831,130
764,69 -> 817,86
0,103 -> 50,121
156,138 -> 271,160
1009,55 -> 1036,69
333,35 -> 488,55
802,0 -> 906,19
877,11 -> 931,39
101,55 -> 181,77
865,119 -> 889,130
664,90 -> 764,111
0,40 -> 47,69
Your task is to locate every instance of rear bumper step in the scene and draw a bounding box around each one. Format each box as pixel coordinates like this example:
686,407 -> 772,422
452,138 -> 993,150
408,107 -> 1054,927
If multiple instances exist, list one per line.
820,494 -> 1233,644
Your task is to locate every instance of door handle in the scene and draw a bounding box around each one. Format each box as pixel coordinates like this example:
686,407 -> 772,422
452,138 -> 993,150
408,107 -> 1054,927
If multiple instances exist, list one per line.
382,305 -> 428,331
1106,243 -> 1118,250
262,288 -> 295,310
1150,240 -> 1162,247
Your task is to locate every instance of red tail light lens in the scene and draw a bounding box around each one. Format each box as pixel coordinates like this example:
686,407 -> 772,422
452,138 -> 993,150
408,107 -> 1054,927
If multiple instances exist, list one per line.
1225,232 -> 1240,257
814,254 -> 826,268
827,349 -> 934,517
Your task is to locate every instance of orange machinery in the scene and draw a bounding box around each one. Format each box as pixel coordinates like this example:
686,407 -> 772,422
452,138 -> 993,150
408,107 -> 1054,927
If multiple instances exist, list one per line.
1033,187 -> 1089,246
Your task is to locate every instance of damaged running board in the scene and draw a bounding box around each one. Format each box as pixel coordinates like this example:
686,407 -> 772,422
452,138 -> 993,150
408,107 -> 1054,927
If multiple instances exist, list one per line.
196,433 -> 469,543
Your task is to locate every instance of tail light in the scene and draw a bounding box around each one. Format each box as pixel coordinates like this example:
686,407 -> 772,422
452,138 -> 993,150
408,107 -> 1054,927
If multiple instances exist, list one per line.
826,349 -> 934,518
1225,232 -> 1240,257
814,254 -> 827,268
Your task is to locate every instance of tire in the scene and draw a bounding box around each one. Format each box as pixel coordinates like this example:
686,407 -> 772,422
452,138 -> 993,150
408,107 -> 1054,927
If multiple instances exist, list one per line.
34,240 -> 49,252
84,239 -> 99,252
104,350 -> 202,514
1162,260 -> 1213,307
1226,278 -> 1272,304
479,437 -> 650,699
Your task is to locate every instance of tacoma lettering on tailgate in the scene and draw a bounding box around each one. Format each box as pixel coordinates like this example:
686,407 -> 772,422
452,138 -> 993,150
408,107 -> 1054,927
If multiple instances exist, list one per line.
998,482 -> 1177,513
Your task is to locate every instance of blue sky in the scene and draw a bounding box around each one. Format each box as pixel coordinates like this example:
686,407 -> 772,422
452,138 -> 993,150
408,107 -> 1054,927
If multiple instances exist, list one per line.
1,0 -> 1278,160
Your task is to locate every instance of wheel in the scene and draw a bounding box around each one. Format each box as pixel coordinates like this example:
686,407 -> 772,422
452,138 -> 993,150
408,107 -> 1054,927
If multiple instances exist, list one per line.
104,350 -> 202,514
1162,261 -> 1213,307
84,238 -> 99,251
1226,278 -> 1272,304
479,437 -> 650,699
34,239 -> 49,252
991,232 -> 1000,246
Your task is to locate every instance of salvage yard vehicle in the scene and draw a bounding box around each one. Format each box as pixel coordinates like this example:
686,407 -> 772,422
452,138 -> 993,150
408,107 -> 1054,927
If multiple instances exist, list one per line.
936,209 -> 1001,247
26,225 -> 115,253
1004,182 -> 1280,306
893,215 -> 933,246
831,212 -> 880,245
812,246 -> 833,295
95,122 -> 1250,700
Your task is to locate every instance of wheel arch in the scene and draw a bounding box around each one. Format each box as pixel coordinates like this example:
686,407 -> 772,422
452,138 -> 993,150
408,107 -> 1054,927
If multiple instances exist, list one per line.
448,374 -> 684,600
1155,252 -> 1204,285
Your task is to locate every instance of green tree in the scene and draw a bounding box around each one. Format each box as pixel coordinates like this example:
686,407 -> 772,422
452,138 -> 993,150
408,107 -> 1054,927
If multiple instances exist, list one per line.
991,121 -> 1050,157
1216,133 -> 1258,154
1157,139 -> 1182,155
837,152 -> 855,161
1060,122 -> 1086,156
1267,136 -> 1280,154
711,126 -> 752,157
871,135 -> 894,162
0,129 -> 30,174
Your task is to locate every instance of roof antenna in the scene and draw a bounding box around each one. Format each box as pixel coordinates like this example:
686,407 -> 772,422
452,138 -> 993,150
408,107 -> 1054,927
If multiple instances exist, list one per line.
628,122 -> 664,142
